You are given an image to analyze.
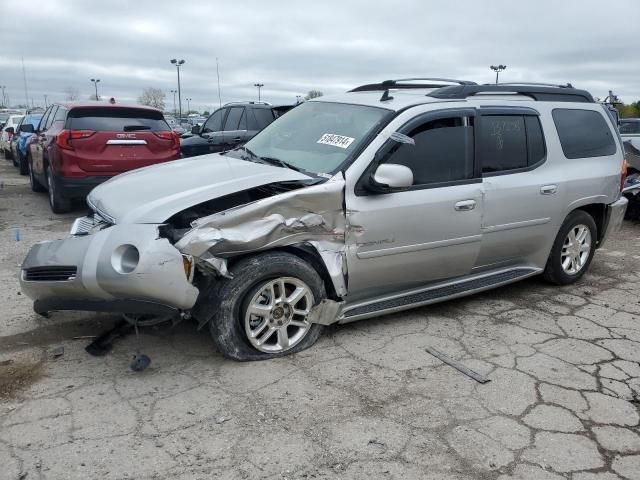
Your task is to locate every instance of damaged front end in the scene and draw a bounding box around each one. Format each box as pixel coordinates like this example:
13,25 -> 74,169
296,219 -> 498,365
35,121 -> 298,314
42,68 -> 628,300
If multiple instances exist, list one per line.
167,175 -> 348,325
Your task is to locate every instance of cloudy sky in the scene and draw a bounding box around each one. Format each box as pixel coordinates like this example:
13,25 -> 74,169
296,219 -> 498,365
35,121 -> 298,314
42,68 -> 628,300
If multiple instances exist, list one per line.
1,0 -> 638,112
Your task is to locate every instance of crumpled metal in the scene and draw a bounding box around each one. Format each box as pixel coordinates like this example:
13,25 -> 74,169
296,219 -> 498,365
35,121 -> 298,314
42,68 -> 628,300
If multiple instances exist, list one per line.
175,175 -> 348,296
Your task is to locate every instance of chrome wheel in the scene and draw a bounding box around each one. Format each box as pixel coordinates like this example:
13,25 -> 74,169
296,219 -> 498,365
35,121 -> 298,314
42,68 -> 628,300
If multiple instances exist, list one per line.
244,277 -> 314,353
561,224 -> 592,275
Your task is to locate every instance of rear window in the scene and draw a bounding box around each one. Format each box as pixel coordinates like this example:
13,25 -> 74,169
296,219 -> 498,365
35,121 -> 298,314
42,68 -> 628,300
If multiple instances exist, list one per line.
552,109 -> 617,159
66,107 -> 169,132
253,108 -> 275,129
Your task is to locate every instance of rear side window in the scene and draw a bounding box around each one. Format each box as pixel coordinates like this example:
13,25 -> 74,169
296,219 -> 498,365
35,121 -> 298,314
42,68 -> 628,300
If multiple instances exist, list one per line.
66,108 -> 169,132
253,108 -> 275,129
53,107 -> 67,123
224,107 -> 244,131
552,109 -> 616,159
479,115 -> 546,173
381,116 -> 474,185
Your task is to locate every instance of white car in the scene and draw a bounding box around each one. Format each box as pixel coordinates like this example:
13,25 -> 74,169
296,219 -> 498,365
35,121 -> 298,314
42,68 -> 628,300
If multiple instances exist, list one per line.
1,114 -> 24,158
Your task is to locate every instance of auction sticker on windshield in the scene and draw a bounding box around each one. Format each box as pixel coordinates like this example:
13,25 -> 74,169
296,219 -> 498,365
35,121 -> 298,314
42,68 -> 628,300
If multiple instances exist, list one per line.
317,133 -> 355,149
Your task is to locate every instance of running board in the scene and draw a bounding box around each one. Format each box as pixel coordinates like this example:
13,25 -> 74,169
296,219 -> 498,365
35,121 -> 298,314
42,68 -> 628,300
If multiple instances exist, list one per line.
340,267 -> 540,323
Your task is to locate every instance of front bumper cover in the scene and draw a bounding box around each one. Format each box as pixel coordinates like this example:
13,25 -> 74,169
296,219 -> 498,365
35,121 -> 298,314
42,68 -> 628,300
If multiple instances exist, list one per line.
20,223 -> 199,315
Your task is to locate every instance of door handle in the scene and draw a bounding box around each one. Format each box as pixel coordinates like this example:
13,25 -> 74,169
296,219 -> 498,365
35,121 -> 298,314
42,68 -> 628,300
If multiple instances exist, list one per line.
232,137 -> 242,142
540,185 -> 557,195
454,200 -> 476,211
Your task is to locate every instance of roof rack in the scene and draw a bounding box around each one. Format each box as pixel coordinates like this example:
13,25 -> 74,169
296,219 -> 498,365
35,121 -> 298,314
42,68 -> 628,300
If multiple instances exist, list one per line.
350,77 -> 477,92
496,82 -> 574,88
428,84 -> 594,103
223,101 -> 272,107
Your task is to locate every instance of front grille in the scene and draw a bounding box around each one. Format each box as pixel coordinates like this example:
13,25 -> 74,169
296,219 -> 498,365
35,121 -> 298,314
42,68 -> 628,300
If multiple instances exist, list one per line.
24,266 -> 77,282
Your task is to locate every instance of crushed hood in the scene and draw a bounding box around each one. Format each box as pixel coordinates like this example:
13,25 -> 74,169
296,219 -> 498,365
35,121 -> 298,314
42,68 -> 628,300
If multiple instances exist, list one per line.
87,154 -> 312,223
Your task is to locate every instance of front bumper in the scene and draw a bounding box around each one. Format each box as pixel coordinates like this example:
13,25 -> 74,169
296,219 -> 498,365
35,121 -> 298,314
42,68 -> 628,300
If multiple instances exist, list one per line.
20,223 -> 199,316
600,197 -> 628,247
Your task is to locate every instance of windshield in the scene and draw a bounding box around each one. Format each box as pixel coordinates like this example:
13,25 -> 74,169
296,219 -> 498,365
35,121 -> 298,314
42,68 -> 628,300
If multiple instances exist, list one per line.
235,101 -> 391,175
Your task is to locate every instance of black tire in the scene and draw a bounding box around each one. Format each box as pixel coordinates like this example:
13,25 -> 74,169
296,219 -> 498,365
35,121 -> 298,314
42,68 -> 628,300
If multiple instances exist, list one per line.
29,157 -> 46,192
12,148 -> 20,167
3,147 -> 11,160
624,195 -> 640,220
542,210 -> 597,285
208,251 -> 326,361
46,166 -> 72,213
19,151 -> 29,175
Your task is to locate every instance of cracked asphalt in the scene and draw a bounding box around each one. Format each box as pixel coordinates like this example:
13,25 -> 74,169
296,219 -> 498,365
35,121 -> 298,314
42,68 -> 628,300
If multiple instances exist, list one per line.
1,158 -> 640,480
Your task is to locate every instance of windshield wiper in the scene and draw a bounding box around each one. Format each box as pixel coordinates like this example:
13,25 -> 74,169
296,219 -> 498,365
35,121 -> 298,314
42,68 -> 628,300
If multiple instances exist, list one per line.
258,156 -> 306,174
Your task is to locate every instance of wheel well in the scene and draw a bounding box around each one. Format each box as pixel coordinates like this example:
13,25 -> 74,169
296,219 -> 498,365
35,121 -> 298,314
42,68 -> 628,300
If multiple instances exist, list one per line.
574,203 -> 606,245
225,246 -> 343,301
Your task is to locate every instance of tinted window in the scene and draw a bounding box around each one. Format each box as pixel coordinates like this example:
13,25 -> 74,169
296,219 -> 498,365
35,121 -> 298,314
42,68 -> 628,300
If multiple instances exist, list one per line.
525,116 -> 546,165
224,107 -> 244,131
53,106 -> 67,123
202,109 -> 225,133
553,109 -> 616,159
479,116 -> 527,172
237,108 -> 247,130
620,121 -> 640,135
382,117 -> 474,185
38,108 -> 53,131
45,106 -> 58,129
253,108 -> 275,129
67,108 -> 169,131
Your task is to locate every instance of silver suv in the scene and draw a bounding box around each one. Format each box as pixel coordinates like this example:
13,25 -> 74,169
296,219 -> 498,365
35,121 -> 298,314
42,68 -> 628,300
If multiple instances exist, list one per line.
20,78 -> 628,360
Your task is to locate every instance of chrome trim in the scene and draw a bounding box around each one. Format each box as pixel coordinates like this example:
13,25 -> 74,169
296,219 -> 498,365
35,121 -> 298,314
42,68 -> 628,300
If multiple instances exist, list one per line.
482,217 -> 550,233
106,139 -> 147,145
356,234 -> 482,259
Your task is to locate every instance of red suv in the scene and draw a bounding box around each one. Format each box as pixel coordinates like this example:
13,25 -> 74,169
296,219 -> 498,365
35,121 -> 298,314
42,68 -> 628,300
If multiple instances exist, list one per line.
27,102 -> 180,212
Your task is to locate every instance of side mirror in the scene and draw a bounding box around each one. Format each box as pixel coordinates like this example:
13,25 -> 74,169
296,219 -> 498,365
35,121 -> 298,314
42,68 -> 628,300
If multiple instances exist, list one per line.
19,124 -> 34,133
367,164 -> 414,193
191,125 -> 201,135
5,126 -> 14,134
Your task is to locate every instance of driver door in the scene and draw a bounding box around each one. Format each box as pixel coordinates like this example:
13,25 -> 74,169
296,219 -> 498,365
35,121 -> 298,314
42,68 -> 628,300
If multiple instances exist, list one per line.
345,109 -> 484,301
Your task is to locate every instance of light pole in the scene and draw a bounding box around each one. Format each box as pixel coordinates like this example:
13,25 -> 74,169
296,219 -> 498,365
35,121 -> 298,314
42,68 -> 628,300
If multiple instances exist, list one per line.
44,94 -> 48,108
170,89 -> 177,117
254,83 -> 264,102
170,59 -> 185,121
490,65 -> 507,84
186,97 -> 192,114
0,85 -> 5,106
90,78 -> 100,100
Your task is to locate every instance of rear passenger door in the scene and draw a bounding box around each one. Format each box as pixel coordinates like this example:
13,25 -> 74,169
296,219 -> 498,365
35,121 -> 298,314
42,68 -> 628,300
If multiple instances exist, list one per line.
475,107 -> 560,269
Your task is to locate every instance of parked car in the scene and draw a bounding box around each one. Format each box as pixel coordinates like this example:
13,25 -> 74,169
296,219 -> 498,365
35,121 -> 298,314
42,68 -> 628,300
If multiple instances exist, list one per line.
11,113 -> 43,173
179,102 -> 293,157
25,102 -> 180,213
20,79 -> 627,361
620,119 -> 640,218
1,114 -> 24,158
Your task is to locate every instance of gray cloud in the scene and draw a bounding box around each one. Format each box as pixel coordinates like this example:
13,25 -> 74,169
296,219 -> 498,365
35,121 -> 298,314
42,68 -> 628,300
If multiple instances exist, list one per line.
1,0 -> 638,111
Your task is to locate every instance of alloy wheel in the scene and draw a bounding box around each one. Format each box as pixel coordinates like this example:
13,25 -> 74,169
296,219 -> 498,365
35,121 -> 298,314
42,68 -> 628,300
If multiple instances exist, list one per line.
561,224 -> 592,275
244,277 -> 314,353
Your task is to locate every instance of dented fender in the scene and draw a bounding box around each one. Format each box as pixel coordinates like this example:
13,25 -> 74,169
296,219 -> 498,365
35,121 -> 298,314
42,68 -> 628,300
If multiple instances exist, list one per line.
175,175 -> 349,297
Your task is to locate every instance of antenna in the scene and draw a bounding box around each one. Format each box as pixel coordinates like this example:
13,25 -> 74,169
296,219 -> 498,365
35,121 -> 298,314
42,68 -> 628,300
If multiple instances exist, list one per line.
216,57 -> 222,108
21,57 -> 29,107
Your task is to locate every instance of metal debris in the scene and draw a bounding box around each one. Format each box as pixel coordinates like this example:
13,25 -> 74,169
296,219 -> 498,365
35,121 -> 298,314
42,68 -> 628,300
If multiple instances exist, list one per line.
50,346 -> 64,358
425,346 -> 491,384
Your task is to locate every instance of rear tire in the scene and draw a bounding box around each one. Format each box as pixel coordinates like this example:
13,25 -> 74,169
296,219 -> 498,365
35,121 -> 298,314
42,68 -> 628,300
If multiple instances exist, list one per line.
46,167 -> 72,213
542,210 -> 597,285
208,252 -> 325,361
12,148 -> 20,167
3,148 -> 10,160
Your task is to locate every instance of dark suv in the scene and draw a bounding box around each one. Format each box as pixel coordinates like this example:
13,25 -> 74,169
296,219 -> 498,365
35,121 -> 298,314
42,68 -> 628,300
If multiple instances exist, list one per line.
27,102 -> 180,213
180,102 -> 293,157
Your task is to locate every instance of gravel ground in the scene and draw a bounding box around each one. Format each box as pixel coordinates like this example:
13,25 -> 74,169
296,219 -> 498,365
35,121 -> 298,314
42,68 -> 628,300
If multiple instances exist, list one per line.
1,157 -> 640,480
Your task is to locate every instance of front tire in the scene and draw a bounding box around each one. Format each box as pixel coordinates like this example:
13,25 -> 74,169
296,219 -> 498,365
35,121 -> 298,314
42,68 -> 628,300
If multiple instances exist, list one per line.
29,158 -> 46,192
209,252 -> 326,361
46,167 -> 72,213
19,151 -> 29,175
542,210 -> 597,285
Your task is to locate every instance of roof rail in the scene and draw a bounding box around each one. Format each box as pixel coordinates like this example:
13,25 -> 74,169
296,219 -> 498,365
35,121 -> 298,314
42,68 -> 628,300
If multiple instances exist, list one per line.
496,82 -> 574,88
350,77 -> 477,92
223,101 -> 272,107
428,85 -> 594,103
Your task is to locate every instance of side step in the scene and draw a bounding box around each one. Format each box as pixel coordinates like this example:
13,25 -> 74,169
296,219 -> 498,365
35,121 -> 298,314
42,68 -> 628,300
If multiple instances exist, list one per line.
341,267 -> 539,322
